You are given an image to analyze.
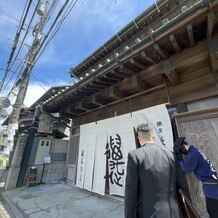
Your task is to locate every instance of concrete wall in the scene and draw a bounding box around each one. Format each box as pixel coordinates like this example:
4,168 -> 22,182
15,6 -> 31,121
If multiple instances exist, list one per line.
30,137 -> 69,183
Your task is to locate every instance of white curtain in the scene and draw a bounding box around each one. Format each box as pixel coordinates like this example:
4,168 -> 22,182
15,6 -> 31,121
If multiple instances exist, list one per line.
106,114 -> 136,196
76,104 -> 174,196
76,122 -> 96,190
131,104 -> 174,151
92,120 -> 107,195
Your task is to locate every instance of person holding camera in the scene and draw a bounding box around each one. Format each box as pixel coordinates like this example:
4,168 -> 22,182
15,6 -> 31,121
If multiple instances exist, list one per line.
177,141 -> 218,217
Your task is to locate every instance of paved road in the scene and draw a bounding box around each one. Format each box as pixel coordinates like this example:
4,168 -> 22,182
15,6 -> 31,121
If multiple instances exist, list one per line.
2,182 -> 124,218
0,189 -> 17,218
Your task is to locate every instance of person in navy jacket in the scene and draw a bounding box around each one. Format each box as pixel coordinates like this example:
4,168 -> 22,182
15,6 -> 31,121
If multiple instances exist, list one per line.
178,141 -> 218,217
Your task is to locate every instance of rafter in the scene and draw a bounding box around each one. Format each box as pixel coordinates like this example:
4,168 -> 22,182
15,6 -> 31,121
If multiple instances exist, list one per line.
90,81 -> 109,88
91,94 -> 107,106
109,86 -> 125,100
186,24 -> 195,47
66,106 -> 80,116
119,65 -> 135,75
162,61 -> 179,86
111,69 -> 127,79
208,39 -> 218,74
169,34 -> 181,53
84,85 -> 102,91
140,51 -> 156,64
130,58 -> 145,69
96,78 -> 115,85
154,44 -> 168,59
104,73 -> 121,82
207,11 -> 214,40
131,76 -> 148,91
73,101 -> 91,111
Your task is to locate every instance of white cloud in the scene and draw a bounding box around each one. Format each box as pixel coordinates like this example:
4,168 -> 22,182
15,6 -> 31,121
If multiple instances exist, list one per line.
24,82 -> 50,107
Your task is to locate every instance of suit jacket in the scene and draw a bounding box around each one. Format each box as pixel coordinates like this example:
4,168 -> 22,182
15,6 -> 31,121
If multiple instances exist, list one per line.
125,143 -> 182,218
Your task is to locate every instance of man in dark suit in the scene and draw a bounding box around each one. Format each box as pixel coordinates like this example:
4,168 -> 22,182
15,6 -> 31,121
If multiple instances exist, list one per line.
125,124 -> 182,218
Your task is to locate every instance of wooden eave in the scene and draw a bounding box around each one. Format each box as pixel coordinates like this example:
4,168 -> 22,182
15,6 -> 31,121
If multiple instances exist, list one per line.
43,0 -> 218,118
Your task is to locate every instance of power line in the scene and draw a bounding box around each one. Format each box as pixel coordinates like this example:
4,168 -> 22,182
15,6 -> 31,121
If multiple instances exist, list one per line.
0,17 -> 20,28
31,72 -> 50,94
0,34 -> 31,47
36,0 -> 83,62
8,0 -> 51,126
0,0 -> 33,93
6,0 -> 40,77
0,9 -> 23,24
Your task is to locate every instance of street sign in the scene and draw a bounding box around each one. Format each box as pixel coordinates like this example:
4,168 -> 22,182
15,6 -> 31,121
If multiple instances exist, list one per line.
0,97 -> 10,108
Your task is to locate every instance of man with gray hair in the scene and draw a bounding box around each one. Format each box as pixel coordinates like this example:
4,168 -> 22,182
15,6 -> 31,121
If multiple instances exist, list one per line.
125,124 -> 182,218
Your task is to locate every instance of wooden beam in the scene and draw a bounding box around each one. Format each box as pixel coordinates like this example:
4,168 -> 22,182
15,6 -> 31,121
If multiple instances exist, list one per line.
109,86 -> 125,100
140,51 -> 156,64
96,78 -> 115,85
119,65 -> 135,75
208,39 -> 218,74
90,81 -> 109,88
74,101 -> 90,111
84,86 -> 102,91
79,89 -> 96,94
130,58 -> 145,69
162,61 -> 179,86
91,94 -> 107,106
169,34 -> 181,53
207,11 -> 214,40
131,76 -> 148,91
111,69 -> 127,79
66,106 -> 80,116
186,24 -> 195,47
73,91 -> 89,98
154,44 -> 168,59
104,73 -> 122,81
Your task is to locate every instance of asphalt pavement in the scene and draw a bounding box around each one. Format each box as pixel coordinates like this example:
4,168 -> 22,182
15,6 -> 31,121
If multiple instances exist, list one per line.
1,182 -> 124,218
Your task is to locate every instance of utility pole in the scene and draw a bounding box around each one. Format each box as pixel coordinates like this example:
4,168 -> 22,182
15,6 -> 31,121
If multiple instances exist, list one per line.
5,0 -> 50,190
9,1 -> 48,125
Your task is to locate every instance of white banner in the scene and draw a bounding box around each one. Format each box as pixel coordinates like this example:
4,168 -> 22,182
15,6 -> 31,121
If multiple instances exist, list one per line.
92,120 -> 107,195
76,122 -> 97,189
106,114 -> 136,196
76,104 -> 173,196
131,104 -> 174,151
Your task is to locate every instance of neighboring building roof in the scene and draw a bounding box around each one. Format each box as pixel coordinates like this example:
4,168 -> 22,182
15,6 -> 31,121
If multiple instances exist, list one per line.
29,85 -> 69,110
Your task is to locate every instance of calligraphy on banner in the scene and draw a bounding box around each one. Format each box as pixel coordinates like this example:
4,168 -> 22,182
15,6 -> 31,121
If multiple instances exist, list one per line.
156,121 -> 166,147
104,134 -> 125,187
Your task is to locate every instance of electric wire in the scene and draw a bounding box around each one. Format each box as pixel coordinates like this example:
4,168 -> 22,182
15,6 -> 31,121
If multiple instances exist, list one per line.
2,0 -> 85,112
31,72 -> 50,94
36,0 -> 82,63
6,0 -> 40,77
22,0 -> 71,69
0,17 -> 20,28
0,0 -> 33,93
0,9 -> 25,26
0,34 -> 31,47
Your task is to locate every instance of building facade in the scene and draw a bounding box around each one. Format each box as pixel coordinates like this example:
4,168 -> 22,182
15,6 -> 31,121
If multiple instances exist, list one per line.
24,0 -> 218,216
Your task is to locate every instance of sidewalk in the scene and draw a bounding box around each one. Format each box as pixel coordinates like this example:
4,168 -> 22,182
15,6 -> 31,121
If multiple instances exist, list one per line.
1,182 -> 124,218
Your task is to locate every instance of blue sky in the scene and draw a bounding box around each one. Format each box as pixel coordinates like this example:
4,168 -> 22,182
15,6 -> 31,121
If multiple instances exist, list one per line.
0,0 -> 155,108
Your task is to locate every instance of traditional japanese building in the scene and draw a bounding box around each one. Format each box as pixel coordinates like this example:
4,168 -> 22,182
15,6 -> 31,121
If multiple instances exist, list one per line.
34,0 -> 218,216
